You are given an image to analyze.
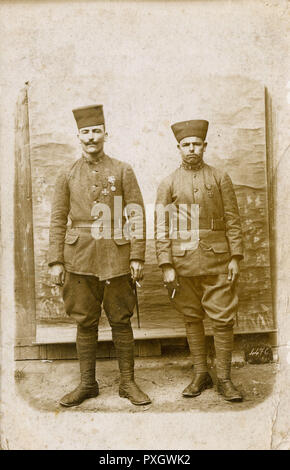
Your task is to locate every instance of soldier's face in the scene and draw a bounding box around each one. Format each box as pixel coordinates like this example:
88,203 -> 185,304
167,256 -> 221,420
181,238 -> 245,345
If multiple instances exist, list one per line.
178,136 -> 207,165
78,125 -> 107,155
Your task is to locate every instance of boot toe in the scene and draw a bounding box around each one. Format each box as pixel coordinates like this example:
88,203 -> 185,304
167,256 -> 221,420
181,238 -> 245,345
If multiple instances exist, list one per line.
226,396 -> 243,403
182,384 -> 202,397
59,383 -> 99,407
182,372 -> 213,397
119,382 -> 151,405
132,396 -> 152,406
217,379 -> 243,402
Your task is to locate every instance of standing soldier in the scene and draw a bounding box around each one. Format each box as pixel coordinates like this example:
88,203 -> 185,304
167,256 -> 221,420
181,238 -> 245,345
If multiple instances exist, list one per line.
48,105 -> 151,407
155,120 -> 244,402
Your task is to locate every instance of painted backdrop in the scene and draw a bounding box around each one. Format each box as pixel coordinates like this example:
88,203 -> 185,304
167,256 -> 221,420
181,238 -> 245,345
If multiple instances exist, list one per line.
26,75 -> 274,339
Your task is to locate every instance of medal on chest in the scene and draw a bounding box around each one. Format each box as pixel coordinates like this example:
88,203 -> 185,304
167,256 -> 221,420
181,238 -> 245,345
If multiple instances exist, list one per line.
205,183 -> 214,198
108,175 -> 116,192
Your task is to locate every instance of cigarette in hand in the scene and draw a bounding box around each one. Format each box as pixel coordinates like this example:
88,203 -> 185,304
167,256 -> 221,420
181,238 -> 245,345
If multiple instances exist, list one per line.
136,281 -> 142,288
171,288 -> 176,299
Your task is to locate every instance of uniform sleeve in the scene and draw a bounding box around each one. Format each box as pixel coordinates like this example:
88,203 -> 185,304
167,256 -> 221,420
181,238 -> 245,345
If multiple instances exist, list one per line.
220,172 -> 244,259
122,164 -> 146,262
48,169 -> 70,266
154,177 -> 173,267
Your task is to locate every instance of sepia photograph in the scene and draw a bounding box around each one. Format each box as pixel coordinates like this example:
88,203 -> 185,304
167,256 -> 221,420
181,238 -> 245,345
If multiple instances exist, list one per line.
0,0 -> 289,451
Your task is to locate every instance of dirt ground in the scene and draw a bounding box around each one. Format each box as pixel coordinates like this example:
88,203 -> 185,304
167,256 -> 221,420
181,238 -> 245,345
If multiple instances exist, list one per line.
14,352 -> 278,413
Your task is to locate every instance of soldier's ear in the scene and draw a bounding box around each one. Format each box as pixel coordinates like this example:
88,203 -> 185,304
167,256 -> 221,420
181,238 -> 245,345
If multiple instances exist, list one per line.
104,132 -> 108,142
203,142 -> 207,151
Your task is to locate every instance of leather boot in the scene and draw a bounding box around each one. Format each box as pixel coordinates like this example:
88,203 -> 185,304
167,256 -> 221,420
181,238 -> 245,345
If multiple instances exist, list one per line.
182,318 -> 211,397
60,325 -> 99,407
112,325 -> 151,406
182,372 -> 213,397
217,379 -> 243,402
213,323 -> 243,402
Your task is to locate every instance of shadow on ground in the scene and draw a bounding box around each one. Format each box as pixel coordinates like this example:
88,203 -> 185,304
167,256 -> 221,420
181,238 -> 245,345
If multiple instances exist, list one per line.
15,353 -> 278,413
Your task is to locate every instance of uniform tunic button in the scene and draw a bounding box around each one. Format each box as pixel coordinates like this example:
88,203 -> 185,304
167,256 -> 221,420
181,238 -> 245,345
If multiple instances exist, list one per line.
194,188 -> 198,192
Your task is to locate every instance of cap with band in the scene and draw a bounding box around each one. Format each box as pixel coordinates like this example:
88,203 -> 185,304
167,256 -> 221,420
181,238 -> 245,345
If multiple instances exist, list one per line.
171,120 -> 209,142
72,105 -> 105,129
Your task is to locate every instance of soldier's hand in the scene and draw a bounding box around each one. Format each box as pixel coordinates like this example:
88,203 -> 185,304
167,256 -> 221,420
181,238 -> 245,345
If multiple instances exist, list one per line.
162,264 -> 179,295
130,260 -> 144,283
228,258 -> 240,283
49,263 -> 66,286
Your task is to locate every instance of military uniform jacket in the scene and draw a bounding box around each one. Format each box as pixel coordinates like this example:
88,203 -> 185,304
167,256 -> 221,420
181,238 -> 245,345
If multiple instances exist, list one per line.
154,162 -> 243,276
48,154 -> 146,281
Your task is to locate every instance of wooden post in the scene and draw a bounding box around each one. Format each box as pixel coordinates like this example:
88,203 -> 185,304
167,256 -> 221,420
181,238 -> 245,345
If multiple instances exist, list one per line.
265,88 -> 277,331
14,84 -> 36,347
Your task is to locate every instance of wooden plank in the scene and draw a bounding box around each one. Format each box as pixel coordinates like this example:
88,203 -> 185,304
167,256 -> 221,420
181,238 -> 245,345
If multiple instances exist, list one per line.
14,340 -> 161,360
35,324 -> 187,344
264,87 -> 276,329
109,343 -> 117,359
14,84 -> 36,346
96,343 -> 111,359
14,345 -> 41,361
137,340 -> 162,357
15,332 -> 276,362
35,323 -> 277,345
46,344 -> 77,360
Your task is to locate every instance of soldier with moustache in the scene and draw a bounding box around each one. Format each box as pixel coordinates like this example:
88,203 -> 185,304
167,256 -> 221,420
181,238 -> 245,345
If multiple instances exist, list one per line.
48,105 -> 151,407
155,120 -> 244,402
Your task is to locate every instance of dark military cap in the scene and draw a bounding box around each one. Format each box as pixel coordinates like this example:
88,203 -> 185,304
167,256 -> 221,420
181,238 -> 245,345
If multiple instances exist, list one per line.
72,104 -> 105,129
171,120 -> 209,142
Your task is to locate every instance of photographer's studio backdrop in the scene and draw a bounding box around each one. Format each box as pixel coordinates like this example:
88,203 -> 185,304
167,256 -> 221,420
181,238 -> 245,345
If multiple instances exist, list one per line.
14,76 -> 275,359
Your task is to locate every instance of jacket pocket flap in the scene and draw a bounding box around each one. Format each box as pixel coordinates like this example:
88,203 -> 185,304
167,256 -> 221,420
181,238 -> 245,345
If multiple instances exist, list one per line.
211,241 -> 229,253
201,240 -> 229,253
64,233 -> 79,245
113,237 -> 130,246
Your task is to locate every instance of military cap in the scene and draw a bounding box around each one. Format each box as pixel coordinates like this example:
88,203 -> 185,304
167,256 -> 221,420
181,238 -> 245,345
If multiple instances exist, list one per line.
171,120 -> 209,142
72,104 -> 105,129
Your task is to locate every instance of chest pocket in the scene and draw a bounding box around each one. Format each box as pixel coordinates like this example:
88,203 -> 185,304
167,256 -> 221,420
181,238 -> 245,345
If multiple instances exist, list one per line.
202,170 -> 225,220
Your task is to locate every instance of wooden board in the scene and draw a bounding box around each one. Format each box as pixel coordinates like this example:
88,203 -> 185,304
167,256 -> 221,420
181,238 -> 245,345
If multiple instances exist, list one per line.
14,86 -> 36,347
35,323 -> 276,345
20,76 -> 274,341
